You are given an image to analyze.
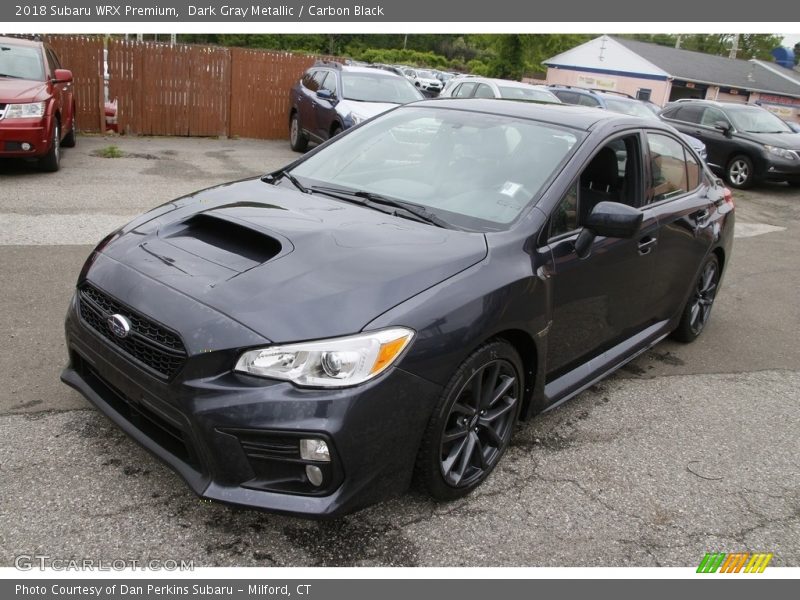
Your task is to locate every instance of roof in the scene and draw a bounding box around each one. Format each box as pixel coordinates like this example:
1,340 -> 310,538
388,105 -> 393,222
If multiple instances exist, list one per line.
613,37 -> 800,98
545,35 -> 800,99
414,97 -> 640,131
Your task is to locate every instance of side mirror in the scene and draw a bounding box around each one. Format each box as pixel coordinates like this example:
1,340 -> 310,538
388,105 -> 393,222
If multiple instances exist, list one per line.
574,201 -> 643,259
53,68 -> 73,83
316,89 -> 334,101
714,120 -> 733,137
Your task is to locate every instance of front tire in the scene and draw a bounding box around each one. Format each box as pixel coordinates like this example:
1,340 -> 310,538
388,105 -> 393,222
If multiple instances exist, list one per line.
62,113 -> 77,148
289,112 -> 308,152
39,121 -> 61,172
672,254 -> 721,343
726,155 -> 754,189
415,340 -> 523,501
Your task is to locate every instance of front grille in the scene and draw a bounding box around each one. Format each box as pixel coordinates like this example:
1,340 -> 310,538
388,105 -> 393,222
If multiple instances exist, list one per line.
72,352 -> 199,468
78,283 -> 187,379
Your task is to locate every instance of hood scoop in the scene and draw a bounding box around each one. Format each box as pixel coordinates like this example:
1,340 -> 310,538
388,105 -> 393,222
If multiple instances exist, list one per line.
157,212 -> 287,274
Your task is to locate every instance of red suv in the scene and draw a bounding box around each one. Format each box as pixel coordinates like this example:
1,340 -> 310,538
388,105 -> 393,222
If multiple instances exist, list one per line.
0,36 -> 76,171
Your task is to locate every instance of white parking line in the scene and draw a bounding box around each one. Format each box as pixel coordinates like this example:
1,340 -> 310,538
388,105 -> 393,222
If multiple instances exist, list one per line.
733,222 -> 787,239
0,214 -> 136,245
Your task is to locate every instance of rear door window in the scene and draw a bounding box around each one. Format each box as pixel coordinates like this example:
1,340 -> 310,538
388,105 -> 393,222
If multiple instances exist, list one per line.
473,84 -> 495,98
647,133 -> 690,202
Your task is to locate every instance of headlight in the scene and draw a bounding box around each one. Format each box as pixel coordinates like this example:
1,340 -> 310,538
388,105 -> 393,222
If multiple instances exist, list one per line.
234,327 -> 414,388
764,145 -> 797,160
4,101 -> 47,119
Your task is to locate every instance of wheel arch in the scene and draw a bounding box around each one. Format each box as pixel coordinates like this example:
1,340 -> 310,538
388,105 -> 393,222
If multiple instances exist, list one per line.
487,328 -> 540,421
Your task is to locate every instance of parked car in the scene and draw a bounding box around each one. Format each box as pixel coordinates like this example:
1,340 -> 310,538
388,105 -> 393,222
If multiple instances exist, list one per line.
62,99 -> 734,517
401,67 -> 443,95
660,99 -> 800,188
288,61 -> 423,152
0,35 -> 76,171
440,77 -> 561,104
550,86 -> 708,161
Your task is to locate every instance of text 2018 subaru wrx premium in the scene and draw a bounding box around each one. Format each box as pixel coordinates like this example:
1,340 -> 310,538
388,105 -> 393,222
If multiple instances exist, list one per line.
62,100 -> 734,517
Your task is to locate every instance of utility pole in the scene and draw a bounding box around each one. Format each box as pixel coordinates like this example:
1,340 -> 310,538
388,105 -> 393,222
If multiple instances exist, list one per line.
729,33 -> 740,60
675,35 -> 682,49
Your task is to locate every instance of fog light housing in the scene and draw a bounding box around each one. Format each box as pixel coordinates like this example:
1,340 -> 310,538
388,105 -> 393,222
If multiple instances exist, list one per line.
21,142 -> 32,151
300,438 -> 330,462
305,465 -> 324,487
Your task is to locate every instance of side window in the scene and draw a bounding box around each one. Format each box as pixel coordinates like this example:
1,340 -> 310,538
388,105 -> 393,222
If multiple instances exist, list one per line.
454,82 -> 476,98
548,134 -> 641,239
672,105 -> 703,124
302,71 -> 319,92
553,90 -> 578,104
577,94 -> 600,107
473,84 -> 495,98
647,133 -> 688,202
319,72 -> 337,96
700,107 -> 726,127
43,49 -> 57,77
686,147 -> 701,190
549,183 -> 579,238
46,48 -> 62,72
311,70 -> 328,90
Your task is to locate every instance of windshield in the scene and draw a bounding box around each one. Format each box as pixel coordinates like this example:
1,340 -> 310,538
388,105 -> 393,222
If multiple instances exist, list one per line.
0,43 -> 45,81
726,106 -> 793,133
290,106 -> 583,231
498,86 -> 560,103
603,97 -> 658,120
342,72 -> 423,104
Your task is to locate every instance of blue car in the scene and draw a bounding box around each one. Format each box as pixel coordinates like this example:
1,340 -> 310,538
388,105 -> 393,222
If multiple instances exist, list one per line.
288,62 -> 424,152
550,86 -> 708,161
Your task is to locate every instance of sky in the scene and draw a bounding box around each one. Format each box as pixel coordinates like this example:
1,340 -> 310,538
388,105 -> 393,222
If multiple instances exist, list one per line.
782,34 -> 800,48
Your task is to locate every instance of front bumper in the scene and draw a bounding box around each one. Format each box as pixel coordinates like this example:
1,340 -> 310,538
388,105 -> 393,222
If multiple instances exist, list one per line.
61,289 -> 441,518
759,154 -> 800,183
0,117 -> 50,157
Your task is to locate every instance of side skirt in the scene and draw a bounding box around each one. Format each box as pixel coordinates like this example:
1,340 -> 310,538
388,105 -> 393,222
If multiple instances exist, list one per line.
541,319 -> 673,413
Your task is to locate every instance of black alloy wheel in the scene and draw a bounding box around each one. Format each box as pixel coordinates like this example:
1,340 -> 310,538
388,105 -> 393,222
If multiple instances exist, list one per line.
417,340 -> 523,500
673,254 -> 720,342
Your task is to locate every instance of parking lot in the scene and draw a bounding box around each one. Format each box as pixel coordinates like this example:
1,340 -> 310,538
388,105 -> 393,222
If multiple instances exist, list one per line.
1,135 -> 798,567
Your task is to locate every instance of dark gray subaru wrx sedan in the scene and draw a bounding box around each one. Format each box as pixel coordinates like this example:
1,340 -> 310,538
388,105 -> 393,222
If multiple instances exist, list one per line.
62,99 -> 734,517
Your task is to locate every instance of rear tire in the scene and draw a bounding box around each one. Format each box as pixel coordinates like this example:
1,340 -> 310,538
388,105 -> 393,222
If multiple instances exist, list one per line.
672,254 -> 721,343
415,339 -> 523,501
330,124 -> 342,139
39,121 -> 61,172
726,155 -> 754,189
289,112 -> 308,152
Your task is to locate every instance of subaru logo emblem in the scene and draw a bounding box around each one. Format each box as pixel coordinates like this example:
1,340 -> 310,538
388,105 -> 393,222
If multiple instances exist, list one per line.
107,314 -> 131,339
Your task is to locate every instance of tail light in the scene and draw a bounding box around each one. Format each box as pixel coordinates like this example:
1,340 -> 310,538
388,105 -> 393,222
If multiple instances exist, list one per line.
723,187 -> 735,208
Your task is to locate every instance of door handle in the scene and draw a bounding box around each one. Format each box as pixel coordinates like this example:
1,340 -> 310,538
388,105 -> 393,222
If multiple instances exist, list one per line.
638,236 -> 657,255
692,208 -> 710,223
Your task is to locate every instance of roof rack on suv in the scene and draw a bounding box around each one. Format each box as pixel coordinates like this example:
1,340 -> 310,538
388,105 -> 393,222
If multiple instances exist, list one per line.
589,88 -> 634,99
313,60 -> 343,69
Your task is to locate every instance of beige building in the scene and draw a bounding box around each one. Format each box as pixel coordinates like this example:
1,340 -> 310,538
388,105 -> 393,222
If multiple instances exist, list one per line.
545,35 -> 800,124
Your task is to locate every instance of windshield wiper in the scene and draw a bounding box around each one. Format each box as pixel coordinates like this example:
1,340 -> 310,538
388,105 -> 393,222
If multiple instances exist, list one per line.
310,185 -> 450,229
0,73 -> 24,79
261,170 -> 309,194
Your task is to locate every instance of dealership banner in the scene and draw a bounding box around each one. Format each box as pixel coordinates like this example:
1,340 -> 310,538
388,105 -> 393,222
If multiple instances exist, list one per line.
3,579 -> 797,599
2,0 -> 796,22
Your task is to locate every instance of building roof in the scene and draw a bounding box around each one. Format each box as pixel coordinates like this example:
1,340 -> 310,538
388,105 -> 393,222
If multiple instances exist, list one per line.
545,35 -> 800,99
614,37 -> 800,98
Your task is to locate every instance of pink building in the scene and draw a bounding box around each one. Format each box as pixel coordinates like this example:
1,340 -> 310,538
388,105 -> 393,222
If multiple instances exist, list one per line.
545,35 -> 800,124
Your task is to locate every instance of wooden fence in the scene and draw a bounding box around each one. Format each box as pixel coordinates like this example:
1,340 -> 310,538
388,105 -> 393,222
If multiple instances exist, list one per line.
45,36 -> 105,133
44,36 -> 336,139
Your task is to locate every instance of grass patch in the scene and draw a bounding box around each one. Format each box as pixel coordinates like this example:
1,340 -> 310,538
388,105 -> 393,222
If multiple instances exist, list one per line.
93,145 -> 124,158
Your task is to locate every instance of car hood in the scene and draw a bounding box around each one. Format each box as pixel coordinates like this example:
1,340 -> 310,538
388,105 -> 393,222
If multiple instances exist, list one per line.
416,78 -> 441,86
100,178 -> 487,343
336,99 -> 398,119
0,78 -> 47,102
740,131 -> 800,150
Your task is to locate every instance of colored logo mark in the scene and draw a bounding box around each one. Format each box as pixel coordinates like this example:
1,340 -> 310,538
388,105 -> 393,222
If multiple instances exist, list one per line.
697,552 -> 773,573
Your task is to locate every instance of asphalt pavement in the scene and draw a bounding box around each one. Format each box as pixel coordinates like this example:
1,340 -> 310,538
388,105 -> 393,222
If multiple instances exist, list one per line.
0,135 -> 798,567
